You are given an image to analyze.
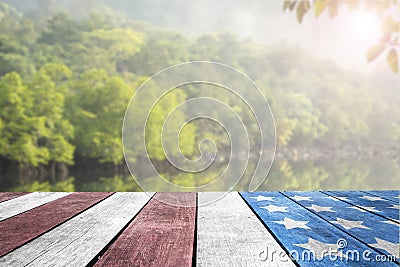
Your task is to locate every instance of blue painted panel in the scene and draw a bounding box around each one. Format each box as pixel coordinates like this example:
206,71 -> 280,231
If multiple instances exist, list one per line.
363,190 -> 400,203
325,191 -> 399,222
281,191 -> 399,260
241,192 -> 398,267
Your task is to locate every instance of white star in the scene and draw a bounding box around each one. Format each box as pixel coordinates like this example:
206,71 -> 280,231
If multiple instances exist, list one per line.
308,204 -> 335,213
294,238 -> 348,260
324,196 -> 339,201
261,204 -> 288,213
369,238 -> 399,258
388,204 -> 400,210
330,218 -> 371,230
381,220 -> 400,226
348,206 -> 380,213
272,217 -> 310,230
250,195 -> 274,202
291,195 -> 313,202
360,196 -> 386,201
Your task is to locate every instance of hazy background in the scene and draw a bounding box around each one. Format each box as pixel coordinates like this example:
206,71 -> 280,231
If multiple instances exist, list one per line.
0,0 -> 399,192
5,0 -> 396,70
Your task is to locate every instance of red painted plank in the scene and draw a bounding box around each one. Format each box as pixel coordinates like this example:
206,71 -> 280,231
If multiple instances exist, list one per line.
0,192 -> 113,257
94,192 -> 196,267
0,192 -> 29,203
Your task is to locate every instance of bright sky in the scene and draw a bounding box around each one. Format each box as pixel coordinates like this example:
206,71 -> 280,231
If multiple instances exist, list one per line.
174,1 -> 397,73
231,5 -> 385,72
283,7 -> 383,71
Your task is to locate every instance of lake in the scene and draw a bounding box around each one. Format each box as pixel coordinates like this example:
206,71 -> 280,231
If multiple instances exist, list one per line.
1,157 -> 398,192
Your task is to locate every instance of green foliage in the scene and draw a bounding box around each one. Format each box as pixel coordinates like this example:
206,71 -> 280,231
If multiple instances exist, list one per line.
79,28 -> 143,73
387,48 -> 399,72
0,63 -> 75,166
30,64 -> 75,164
80,175 -> 141,192
67,69 -> 134,164
0,72 -> 47,166
0,2 -> 398,188
0,35 -> 34,76
9,177 -> 75,192
296,0 -> 311,23
128,30 -> 189,75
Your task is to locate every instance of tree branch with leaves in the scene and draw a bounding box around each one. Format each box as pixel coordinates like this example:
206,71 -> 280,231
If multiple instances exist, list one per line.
283,0 -> 400,73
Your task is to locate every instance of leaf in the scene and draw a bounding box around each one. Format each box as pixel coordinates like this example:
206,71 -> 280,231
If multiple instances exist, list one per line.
314,0 -> 327,17
283,1 -> 297,11
366,45 -> 385,62
387,48 -> 398,73
283,1 -> 292,11
382,16 -> 395,35
328,0 -> 339,18
289,0 -> 297,11
296,1 -> 311,23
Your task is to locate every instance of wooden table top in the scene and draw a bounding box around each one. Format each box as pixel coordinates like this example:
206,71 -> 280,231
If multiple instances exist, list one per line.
0,191 -> 398,266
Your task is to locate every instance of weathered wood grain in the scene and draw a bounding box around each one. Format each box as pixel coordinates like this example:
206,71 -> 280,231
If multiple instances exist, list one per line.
363,190 -> 400,203
282,191 -> 399,259
0,192 -> 29,203
242,192 -> 397,266
0,192 -> 71,221
0,192 -> 153,267
197,192 -> 295,267
94,192 -> 196,267
0,192 -> 113,257
324,191 -> 399,222
0,190 -> 396,266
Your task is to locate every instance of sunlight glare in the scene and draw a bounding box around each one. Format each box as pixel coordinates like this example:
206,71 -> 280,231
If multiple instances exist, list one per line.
351,10 -> 381,42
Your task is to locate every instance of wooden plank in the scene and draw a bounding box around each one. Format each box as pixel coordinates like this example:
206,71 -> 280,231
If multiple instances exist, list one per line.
197,192 -> 295,267
241,192 -> 397,266
0,192 -> 153,267
0,192 -> 29,203
0,192 -> 71,221
93,192 -> 196,267
362,190 -> 400,203
324,191 -> 399,222
0,192 -> 113,257
282,191 -> 399,260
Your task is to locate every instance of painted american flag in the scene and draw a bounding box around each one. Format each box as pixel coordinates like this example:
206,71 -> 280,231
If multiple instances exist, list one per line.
241,190 -> 400,266
0,191 -> 398,266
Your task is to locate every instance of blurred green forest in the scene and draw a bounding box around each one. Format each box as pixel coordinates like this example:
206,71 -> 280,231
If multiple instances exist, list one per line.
0,1 -> 399,191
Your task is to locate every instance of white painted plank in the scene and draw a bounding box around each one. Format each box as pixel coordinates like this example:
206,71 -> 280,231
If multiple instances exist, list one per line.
197,192 -> 295,267
0,192 -> 71,221
0,192 -> 153,267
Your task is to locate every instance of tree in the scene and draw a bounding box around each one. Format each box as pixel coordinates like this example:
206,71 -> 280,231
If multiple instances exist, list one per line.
123,79 -> 197,166
67,69 -> 133,164
0,72 -> 49,166
128,30 -> 189,75
37,12 -> 81,45
284,0 -> 400,73
29,63 -> 75,166
81,28 -> 143,73
0,35 -> 33,76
